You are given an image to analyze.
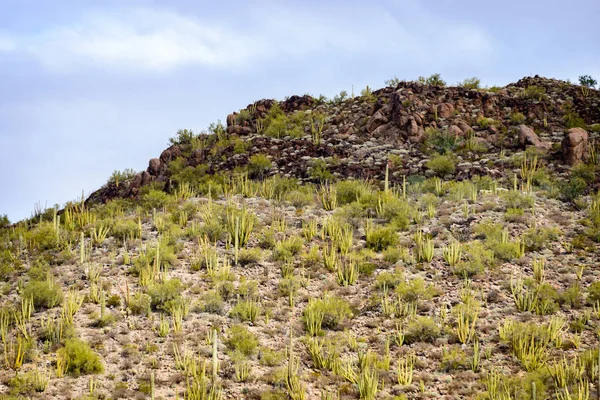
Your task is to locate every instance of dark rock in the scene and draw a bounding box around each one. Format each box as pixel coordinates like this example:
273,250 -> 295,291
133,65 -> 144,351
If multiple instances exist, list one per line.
562,128 -> 589,165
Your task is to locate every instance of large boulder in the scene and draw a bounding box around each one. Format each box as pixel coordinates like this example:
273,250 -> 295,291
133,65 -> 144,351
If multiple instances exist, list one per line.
562,128 -> 589,165
366,110 -> 388,133
517,125 -> 551,151
148,158 -> 162,176
436,103 -> 455,119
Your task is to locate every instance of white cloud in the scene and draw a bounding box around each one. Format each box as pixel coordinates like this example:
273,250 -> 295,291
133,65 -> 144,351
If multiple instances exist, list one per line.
0,5 -> 494,72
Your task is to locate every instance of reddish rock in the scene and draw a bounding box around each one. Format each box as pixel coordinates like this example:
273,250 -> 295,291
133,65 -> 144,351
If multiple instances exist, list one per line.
437,103 -> 455,118
448,125 -> 464,137
518,125 -> 551,151
148,158 -> 162,175
366,110 -> 388,133
562,128 -> 589,165
226,113 -> 236,127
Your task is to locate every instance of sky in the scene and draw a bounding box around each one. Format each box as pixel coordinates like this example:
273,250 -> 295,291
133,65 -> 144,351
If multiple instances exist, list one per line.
0,0 -> 599,222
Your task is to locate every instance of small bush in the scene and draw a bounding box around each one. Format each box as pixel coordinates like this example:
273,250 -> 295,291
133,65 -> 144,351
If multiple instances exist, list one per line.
417,73 -> 446,86
148,279 -> 182,311
58,338 -> 104,376
23,277 -> 63,309
458,77 -> 481,90
588,282 -> 600,304
129,292 -> 151,316
248,154 -> 272,179
226,325 -> 259,356
365,225 -> 398,252
426,155 -> 456,177
395,278 -> 438,303
405,316 -> 440,344
303,294 -> 352,332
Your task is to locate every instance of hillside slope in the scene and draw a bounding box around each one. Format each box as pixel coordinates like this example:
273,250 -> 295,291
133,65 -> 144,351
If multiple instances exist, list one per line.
1,76 -> 600,400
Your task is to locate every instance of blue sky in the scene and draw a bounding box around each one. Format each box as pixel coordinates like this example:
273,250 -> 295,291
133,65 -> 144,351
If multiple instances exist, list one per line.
1,0 -> 598,222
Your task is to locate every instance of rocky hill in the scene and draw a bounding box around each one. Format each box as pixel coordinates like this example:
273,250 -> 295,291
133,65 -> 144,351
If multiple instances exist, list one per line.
1,75 -> 600,400
88,75 -> 600,205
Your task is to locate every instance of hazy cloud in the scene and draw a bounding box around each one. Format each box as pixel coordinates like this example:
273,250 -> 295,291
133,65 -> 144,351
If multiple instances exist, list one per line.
0,5 -> 494,72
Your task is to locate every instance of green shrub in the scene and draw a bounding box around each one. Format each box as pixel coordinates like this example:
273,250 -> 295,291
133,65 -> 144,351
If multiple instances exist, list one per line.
147,279 -> 182,311
0,214 -> 10,229
440,346 -> 469,371
426,129 -> 458,154
308,159 -> 334,182
23,277 -> 63,309
303,294 -> 352,332
561,283 -> 583,309
248,154 -> 272,179
405,316 -> 440,344
417,73 -> 446,86
458,77 -> 481,90
365,225 -> 398,252
226,325 -> 258,356
523,226 -> 559,251
58,338 -> 104,376
141,189 -> 174,210
426,155 -> 456,177
112,218 -> 139,241
272,236 -> 303,262
588,282 -> 600,304
579,75 -> 597,88
395,278 -> 438,303
375,270 -> 404,290
129,292 -> 151,316
559,177 -> 587,202
510,112 -> 526,124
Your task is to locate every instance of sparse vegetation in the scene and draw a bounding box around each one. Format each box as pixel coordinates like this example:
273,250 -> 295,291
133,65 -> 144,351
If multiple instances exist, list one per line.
3,74 -> 600,399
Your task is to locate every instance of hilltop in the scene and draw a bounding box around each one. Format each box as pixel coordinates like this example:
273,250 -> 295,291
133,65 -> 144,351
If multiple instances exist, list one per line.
1,75 -> 600,400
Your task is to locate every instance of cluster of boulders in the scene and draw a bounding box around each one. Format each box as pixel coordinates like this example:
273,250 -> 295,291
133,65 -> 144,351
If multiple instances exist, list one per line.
86,76 -> 598,206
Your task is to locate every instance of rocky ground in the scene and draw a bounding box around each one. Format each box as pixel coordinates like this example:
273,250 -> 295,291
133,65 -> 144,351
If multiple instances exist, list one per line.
1,75 -> 600,400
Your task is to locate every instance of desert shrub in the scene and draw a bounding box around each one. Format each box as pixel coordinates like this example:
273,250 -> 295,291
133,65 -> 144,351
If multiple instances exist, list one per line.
559,177 -> 588,202
22,277 -> 63,309
112,219 -> 139,241
571,163 -> 597,184
563,105 -> 586,129
230,299 -> 261,323
0,214 -> 10,229
426,154 -> 456,177
58,338 -> 104,376
303,294 -> 352,332
523,226 -> 559,251
226,325 -> 258,356
477,117 -> 495,129
201,290 -> 225,315
382,247 -> 408,264
504,207 -> 525,222
440,346 -> 469,371
561,283 -> 583,309
308,159 -> 334,182
510,112 -> 526,124
395,278 -> 438,303
521,86 -> 547,101
579,75 -> 597,88
426,129 -> 458,154
453,241 -> 495,278
259,348 -> 285,367
248,154 -> 272,179
404,316 -> 440,344
272,236 -> 303,262
417,73 -> 446,86
236,109 -> 252,125
141,189 -> 174,210
284,190 -> 314,208
458,77 -> 481,90
336,181 -> 372,205
147,279 -> 182,311
502,190 -> 535,210
588,282 -> 600,304
129,292 -> 151,316
169,129 -> 196,146
237,248 -> 263,266
25,222 -> 58,251
375,270 -> 404,290
365,225 -> 398,252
